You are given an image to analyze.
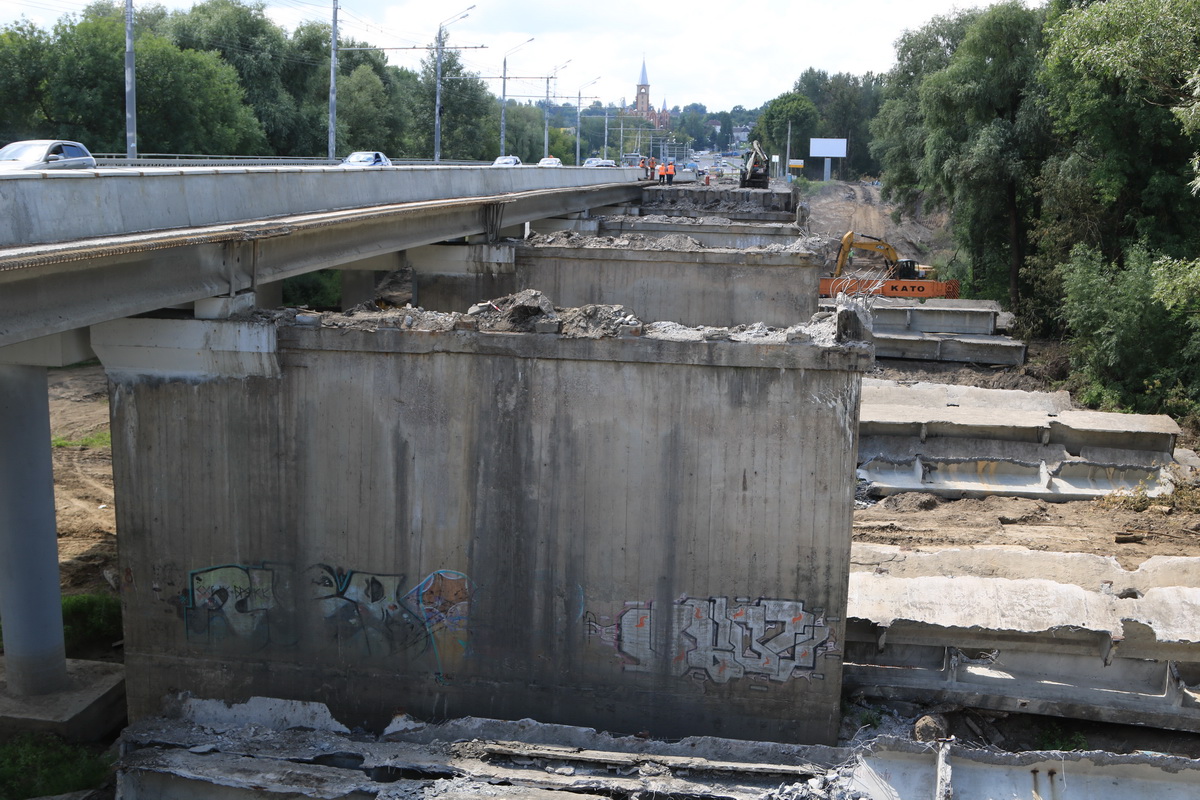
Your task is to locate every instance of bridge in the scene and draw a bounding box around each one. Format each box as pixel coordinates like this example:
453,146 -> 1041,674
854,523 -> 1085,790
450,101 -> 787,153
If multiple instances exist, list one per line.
0,165 -> 642,717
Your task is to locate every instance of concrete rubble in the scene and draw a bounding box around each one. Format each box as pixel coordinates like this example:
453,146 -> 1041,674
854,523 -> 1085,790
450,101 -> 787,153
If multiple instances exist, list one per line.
115,708 -> 1200,799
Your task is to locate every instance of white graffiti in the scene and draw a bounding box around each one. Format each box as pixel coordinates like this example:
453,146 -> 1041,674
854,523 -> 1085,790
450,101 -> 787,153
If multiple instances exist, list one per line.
615,597 -> 834,683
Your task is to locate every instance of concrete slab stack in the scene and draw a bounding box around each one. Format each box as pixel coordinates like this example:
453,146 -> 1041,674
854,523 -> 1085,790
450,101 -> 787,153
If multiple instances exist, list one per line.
845,545 -> 1200,733
95,311 -> 870,744
858,379 -> 1180,500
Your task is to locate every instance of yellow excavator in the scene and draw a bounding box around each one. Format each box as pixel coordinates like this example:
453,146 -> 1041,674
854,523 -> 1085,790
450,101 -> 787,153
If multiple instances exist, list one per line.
820,230 -> 959,298
739,140 -> 770,189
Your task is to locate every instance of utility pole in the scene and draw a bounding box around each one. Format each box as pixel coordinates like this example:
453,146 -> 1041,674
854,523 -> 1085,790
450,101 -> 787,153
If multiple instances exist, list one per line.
543,60 -> 570,159
785,119 -> 791,182
500,38 -> 534,157
576,76 -> 599,166
124,0 -> 136,158
328,0 -> 338,161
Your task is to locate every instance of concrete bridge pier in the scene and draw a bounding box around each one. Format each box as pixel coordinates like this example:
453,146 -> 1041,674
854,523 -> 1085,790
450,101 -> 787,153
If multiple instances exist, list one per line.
0,364 -> 69,696
0,339 -> 127,741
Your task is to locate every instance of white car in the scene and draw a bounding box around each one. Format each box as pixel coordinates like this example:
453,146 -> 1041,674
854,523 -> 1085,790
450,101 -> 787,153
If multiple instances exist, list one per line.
340,151 -> 392,167
492,155 -> 522,166
0,139 -> 96,170
537,157 -> 563,167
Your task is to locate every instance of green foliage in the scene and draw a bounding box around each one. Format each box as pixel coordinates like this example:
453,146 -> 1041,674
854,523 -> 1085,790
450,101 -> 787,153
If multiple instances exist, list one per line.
51,429 -> 111,448
1061,244 -> 1200,419
282,269 -> 341,309
1034,721 -> 1088,752
61,593 -> 123,653
751,92 -> 818,162
0,733 -> 114,800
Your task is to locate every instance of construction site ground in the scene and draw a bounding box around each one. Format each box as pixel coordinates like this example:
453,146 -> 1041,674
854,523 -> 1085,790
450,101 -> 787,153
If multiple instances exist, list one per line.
37,180 -> 1200,764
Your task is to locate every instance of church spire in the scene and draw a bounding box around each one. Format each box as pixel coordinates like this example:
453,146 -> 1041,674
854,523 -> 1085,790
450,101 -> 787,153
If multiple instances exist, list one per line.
639,57 -> 649,87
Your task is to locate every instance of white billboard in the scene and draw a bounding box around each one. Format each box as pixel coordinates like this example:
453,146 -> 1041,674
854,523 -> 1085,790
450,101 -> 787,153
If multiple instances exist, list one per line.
810,138 -> 847,158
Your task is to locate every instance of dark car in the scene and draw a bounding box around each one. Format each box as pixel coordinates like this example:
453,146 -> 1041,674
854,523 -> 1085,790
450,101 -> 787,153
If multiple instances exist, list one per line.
0,140 -> 96,170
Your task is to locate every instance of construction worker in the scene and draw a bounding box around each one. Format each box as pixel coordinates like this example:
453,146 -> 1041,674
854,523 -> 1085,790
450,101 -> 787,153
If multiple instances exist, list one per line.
647,156 -> 657,180
639,156 -> 647,179
657,160 -> 667,184
665,160 -> 676,185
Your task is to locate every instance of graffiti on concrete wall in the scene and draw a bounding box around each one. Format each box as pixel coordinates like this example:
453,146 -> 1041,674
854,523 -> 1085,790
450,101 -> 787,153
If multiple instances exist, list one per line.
307,566 -> 473,668
184,564 -> 280,648
180,563 -> 473,675
592,596 -> 837,685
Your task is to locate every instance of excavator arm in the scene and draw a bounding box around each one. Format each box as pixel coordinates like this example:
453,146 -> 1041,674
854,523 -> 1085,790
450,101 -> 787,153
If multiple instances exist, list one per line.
833,231 -> 900,278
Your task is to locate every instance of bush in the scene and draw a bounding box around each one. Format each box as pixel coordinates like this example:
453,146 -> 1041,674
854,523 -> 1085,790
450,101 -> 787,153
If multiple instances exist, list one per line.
0,732 -> 113,799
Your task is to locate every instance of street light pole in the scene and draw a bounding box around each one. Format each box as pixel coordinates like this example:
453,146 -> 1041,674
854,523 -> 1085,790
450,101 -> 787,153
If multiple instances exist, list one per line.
500,37 -> 534,157
544,60 -> 570,159
576,76 -> 599,166
328,0 -> 338,160
434,5 -> 474,163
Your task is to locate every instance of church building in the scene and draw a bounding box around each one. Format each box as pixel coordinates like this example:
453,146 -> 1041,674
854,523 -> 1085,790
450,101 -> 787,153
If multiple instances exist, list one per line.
632,58 -> 671,130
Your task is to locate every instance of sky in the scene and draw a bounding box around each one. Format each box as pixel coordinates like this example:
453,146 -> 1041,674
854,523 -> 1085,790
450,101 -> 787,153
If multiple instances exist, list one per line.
3,0 -> 1029,112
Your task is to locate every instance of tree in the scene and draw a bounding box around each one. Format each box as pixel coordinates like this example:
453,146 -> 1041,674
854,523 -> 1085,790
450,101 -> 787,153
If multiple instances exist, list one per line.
750,92 -> 818,162
0,21 -> 52,141
870,8 -> 982,214
413,38 -> 495,160
166,0 -> 298,154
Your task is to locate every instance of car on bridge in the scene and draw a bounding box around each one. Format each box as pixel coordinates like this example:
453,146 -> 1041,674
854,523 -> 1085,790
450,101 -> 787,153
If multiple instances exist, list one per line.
0,139 -> 96,170
340,151 -> 392,167
537,157 -> 563,167
491,156 -> 522,167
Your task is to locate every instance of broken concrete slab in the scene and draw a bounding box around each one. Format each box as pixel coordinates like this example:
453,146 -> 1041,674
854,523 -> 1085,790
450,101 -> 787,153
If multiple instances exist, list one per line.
869,329 -> 1026,365
820,298 -> 1000,335
0,658 -> 125,742
114,714 -> 1200,800
845,545 -> 1200,733
858,379 -> 1180,500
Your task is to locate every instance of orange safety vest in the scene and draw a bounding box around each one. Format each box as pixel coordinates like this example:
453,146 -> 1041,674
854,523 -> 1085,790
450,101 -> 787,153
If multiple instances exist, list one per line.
639,158 -> 646,168
657,163 -> 666,176
666,162 -> 675,175
648,158 -> 656,170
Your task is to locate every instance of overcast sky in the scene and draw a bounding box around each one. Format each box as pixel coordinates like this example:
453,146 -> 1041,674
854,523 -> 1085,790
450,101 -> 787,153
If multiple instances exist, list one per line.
5,0 -> 1029,112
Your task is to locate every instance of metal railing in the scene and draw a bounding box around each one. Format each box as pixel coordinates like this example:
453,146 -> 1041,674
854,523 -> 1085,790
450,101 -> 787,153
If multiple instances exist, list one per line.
92,153 -> 491,168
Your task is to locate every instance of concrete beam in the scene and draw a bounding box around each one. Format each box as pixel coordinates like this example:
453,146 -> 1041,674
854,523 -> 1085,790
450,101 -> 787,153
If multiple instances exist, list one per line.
0,329 -> 95,367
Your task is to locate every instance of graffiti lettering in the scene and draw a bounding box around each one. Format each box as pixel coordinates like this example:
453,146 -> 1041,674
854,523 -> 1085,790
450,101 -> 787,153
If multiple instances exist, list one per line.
609,596 -> 836,684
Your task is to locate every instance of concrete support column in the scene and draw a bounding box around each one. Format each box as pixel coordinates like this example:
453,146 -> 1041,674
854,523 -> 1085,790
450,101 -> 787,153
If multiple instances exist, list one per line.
0,365 -> 68,696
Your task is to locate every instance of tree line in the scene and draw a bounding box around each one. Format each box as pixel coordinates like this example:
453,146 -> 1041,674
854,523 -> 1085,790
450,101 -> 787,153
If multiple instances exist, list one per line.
753,0 -> 1200,426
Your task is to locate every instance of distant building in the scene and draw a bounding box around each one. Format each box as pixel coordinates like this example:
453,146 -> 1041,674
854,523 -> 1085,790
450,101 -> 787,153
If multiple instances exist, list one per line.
632,58 -> 671,130
733,125 -> 751,145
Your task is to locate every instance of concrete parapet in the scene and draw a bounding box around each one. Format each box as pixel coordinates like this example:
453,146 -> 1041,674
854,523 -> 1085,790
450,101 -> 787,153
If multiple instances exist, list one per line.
106,315 -> 867,743
858,379 -> 1180,500
0,165 -> 641,246
845,545 -> 1200,732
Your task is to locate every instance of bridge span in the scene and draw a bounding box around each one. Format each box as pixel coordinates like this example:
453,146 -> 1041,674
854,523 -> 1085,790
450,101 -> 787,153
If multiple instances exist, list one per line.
0,164 -> 641,714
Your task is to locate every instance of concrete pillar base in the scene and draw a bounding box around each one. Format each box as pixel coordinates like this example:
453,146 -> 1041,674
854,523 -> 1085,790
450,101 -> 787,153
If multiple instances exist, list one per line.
0,658 -> 125,743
